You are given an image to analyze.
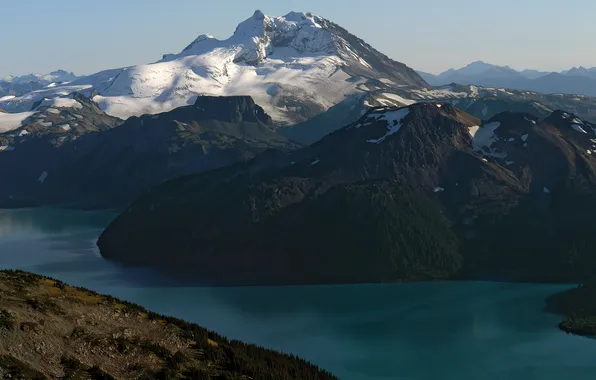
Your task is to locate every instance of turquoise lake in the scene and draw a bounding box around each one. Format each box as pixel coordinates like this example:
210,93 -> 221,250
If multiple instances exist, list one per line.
1,208 -> 594,380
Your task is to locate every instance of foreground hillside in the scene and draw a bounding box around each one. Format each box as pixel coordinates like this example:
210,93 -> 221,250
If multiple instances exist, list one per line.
0,270 -> 336,379
98,102 -> 596,285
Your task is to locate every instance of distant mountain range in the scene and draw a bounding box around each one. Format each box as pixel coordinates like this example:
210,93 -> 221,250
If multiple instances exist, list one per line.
0,70 -> 79,99
417,61 -> 596,96
1,70 -> 79,85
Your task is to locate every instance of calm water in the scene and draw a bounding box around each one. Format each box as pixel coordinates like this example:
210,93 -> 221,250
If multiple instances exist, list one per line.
1,208 -> 595,380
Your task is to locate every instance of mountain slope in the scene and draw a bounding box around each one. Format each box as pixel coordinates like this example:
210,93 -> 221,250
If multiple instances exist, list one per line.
0,270 -> 336,379
0,95 -> 298,208
0,11 -> 427,125
97,102 -> 596,285
279,85 -> 596,145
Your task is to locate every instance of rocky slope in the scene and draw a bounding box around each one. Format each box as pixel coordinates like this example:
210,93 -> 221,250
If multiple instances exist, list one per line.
0,11 -> 427,126
0,95 -> 298,209
279,85 -> 596,145
0,270 -> 335,379
98,102 -> 596,285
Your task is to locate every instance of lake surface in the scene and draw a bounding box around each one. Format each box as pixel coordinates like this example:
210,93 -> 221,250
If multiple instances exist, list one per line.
1,208 -> 595,380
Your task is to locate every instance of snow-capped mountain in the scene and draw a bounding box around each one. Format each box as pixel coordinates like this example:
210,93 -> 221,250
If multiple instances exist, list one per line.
2,70 -> 78,86
0,70 -> 79,100
0,11 -> 427,125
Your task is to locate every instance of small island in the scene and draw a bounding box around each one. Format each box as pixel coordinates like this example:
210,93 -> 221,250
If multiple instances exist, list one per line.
0,270 -> 336,379
546,280 -> 596,337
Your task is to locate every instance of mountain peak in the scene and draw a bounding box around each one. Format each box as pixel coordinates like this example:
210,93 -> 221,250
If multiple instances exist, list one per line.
191,95 -> 273,124
252,9 -> 266,19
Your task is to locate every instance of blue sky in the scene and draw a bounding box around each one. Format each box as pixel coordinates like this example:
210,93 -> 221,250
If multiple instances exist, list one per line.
2,0 -> 594,77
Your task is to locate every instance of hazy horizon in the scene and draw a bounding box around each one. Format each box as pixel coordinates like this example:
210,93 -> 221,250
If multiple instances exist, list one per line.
2,0 -> 595,78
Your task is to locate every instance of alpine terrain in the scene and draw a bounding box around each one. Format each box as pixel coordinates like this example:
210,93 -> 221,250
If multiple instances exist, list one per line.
98,102 -> 596,285
0,94 -> 296,209
0,11 -> 427,126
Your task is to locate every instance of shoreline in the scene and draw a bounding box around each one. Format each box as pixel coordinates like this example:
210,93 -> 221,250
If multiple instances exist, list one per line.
0,269 -> 337,379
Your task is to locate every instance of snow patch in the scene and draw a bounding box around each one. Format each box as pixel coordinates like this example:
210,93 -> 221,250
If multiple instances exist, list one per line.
468,122 -> 500,151
37,97 -> 83,110
46,108 -> 60,114
0,145 -> 15,152
434,187 -> 445,193
382,93 -> 416,106
366,108 -> 410,144
310,159 -> 320,166
521,134 -> 529,142
571,124 -> 588,134
543,187 -> 550,194
38,171 -> 48,183
0,111 -> 35,133
59,124 -> 71,131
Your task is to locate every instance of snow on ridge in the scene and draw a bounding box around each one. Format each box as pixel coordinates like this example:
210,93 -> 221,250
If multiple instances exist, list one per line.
0,84 -> 92,113
0,111 -> 35,133
178,10 -> 333,64
382,93 -> 416,106
37,97 -> 83,110
571,124 -> 588,134
366,108 -> 410,144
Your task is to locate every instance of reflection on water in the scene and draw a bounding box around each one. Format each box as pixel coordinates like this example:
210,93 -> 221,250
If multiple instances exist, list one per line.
0,208 -> 116,237
0,208 -> 595,380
